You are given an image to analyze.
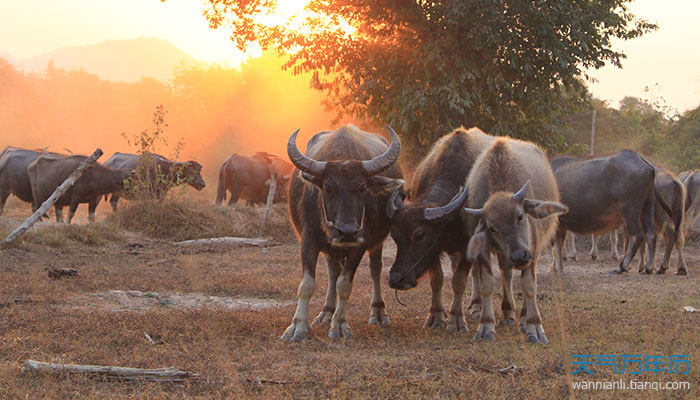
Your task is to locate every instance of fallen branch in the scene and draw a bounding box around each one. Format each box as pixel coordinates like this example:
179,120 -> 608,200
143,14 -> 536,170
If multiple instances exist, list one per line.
23,360 -> 197,382
173,237 -> 270,247
3,148 -> 103,244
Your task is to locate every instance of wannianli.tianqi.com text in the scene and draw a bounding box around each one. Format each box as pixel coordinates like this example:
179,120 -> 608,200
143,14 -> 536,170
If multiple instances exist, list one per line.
572,379 -> 691,391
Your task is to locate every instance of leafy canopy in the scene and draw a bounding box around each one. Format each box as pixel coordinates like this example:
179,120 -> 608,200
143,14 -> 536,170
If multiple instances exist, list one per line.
201,0 -> 655,159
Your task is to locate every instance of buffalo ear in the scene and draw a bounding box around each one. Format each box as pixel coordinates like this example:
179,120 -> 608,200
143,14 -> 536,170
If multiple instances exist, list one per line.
523,199 -> 569,219
368,176 -> 405,194
466,223 -> 489,263
300,172 -> 324,188
386,187 -> 406,219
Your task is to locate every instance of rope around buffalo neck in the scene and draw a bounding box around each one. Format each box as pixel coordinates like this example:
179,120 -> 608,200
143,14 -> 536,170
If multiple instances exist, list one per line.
394,230 -> 442,308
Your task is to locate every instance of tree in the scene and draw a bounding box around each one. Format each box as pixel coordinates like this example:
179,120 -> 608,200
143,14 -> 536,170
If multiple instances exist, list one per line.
200,0 -> 655,160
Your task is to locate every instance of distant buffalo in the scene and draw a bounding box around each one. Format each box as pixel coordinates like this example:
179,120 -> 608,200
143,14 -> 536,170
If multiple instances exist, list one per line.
0,146 -> 65,215
102,152 -> 205,211
216,151 -> 293,206
28,155 -> 133,223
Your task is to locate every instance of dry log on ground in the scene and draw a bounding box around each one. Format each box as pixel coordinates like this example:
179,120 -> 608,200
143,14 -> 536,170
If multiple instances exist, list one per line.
23,360 -> 198,382
173,237 -> 270,247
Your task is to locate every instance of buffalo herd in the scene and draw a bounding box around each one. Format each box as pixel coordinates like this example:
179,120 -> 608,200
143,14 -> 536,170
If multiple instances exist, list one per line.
1,124 -> 695,344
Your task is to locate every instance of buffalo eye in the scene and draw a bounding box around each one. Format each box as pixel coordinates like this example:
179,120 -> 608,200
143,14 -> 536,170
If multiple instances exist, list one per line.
411,228 -> 426,243
517,213 -> 524,222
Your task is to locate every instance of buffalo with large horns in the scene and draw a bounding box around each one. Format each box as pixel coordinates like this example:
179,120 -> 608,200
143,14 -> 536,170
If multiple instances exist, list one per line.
281,124 -> 404,342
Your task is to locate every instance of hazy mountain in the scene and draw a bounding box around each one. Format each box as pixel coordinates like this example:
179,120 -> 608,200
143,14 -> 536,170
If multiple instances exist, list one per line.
16,37 -> 197,82
0,49 -> 15,64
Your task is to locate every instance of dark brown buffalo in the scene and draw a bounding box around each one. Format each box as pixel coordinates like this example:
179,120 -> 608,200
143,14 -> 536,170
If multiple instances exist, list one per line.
281,124 -> 403,342
215,152 -> 293,206
0,146 -> 64,215
550,150 -> 670,274
464,138 -> 567,344
635,169 -> 687,275
28,155 -> 133,223
387,127 -> 494,332
102,152 -> 205,211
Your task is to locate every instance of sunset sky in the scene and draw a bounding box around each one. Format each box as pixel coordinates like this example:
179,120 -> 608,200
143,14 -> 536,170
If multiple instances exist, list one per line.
1,0 -> 699,112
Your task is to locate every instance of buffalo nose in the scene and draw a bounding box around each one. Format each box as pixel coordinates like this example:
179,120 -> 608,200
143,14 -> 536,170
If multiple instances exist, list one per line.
337,224 -> 360,239
510,249 -> 534,266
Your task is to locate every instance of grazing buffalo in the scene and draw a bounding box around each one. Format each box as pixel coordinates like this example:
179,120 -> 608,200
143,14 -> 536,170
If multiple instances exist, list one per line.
281,124 -> 403,342
550,151 -> 670,274
215,152 -> 293,206
387,127 -> 494,331
28,155 -> 133,223
0,147 -> 64,215
102,152 -> 205,211
635,169 -> 687,275
464,138 -> 567,344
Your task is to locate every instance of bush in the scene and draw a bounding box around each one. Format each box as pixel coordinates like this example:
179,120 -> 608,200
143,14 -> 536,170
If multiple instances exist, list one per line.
106,199 -> 293,242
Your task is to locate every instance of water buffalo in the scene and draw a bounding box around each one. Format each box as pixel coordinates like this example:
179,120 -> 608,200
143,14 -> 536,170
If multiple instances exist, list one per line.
550,151 -> 670,274
28,155 -> 133,223
635,169 -> 686,275
464,138 -> 567,344
102,152 -> 205,211
680,170 -> 700,230
281,124 -> 403,342
215,152 -> 293,206
386,127 -> 494,331
0,146 -> 64,215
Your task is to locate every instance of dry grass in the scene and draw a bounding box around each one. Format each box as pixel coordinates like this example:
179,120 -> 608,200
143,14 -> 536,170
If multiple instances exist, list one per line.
107,199 -> 293,242
0,211 -> 698,398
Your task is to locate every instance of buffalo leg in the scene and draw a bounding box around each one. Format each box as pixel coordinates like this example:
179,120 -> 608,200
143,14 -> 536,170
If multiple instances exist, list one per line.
55,206 -> 64,223
474,257 -> 495,341
312,256 -> 339,326
610,229 -> 620,260
466,268 -> 482,320
424,261 -> 446,329
329,250 -> 364,339
675,227 -> 688,275
87,198 -> 98,222
447,253 -> 469,332
590,234 -> 599,260
109,194 -> 119,213
641,193 -> 657,274
67,198 -> 79,224
564,231 -> 578,261
551,228 -> 566,272
618,208 -> 645,273
280,232 -> 319,342
228,187 -> 241,206
498,254 -> 517,327
368,245 -> 389,325
637,240 -> 647,272
521,262 -> 547,344
0,181 -> 8,216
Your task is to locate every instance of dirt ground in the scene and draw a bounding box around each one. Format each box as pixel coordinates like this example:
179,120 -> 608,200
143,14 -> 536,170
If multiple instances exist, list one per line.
0,201 -> 698,399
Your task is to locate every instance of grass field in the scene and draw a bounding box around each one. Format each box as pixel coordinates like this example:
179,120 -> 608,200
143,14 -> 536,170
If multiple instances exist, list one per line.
0,200 -> 698,399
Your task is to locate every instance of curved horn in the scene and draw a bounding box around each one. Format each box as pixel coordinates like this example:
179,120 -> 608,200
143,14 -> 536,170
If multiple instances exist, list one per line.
463,207 -> 483,217
287,129 -> 326,176
424,186 -> 469,221
513,180 -> 531,201
362,125 -> 401,176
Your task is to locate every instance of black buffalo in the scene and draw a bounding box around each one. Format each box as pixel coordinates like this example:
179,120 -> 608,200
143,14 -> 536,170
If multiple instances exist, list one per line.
280,124 -> 403,342
0,146 -> 64,215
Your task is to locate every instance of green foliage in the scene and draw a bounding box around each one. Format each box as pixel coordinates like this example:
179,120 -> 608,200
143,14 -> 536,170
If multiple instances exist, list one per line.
202,0 -> 656,160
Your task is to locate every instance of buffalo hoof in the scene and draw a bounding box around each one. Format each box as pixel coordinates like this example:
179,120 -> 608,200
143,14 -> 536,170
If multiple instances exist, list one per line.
328,321 -> 351,339
591,254 -> 598,261
642,268 -> 653,275
423,310 -> 447,329
499,318 -> 517,328
520,324 -> 527,334
474,325 -> 495,341
526,333 -> 548,344
280,321 -> 310,342
368,308 -> 390,325
312,310 -> 334,326
656,267 -> 667,275
677,268 -> 687,276
610,268 -> 627,275
446,314 -> 468,332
